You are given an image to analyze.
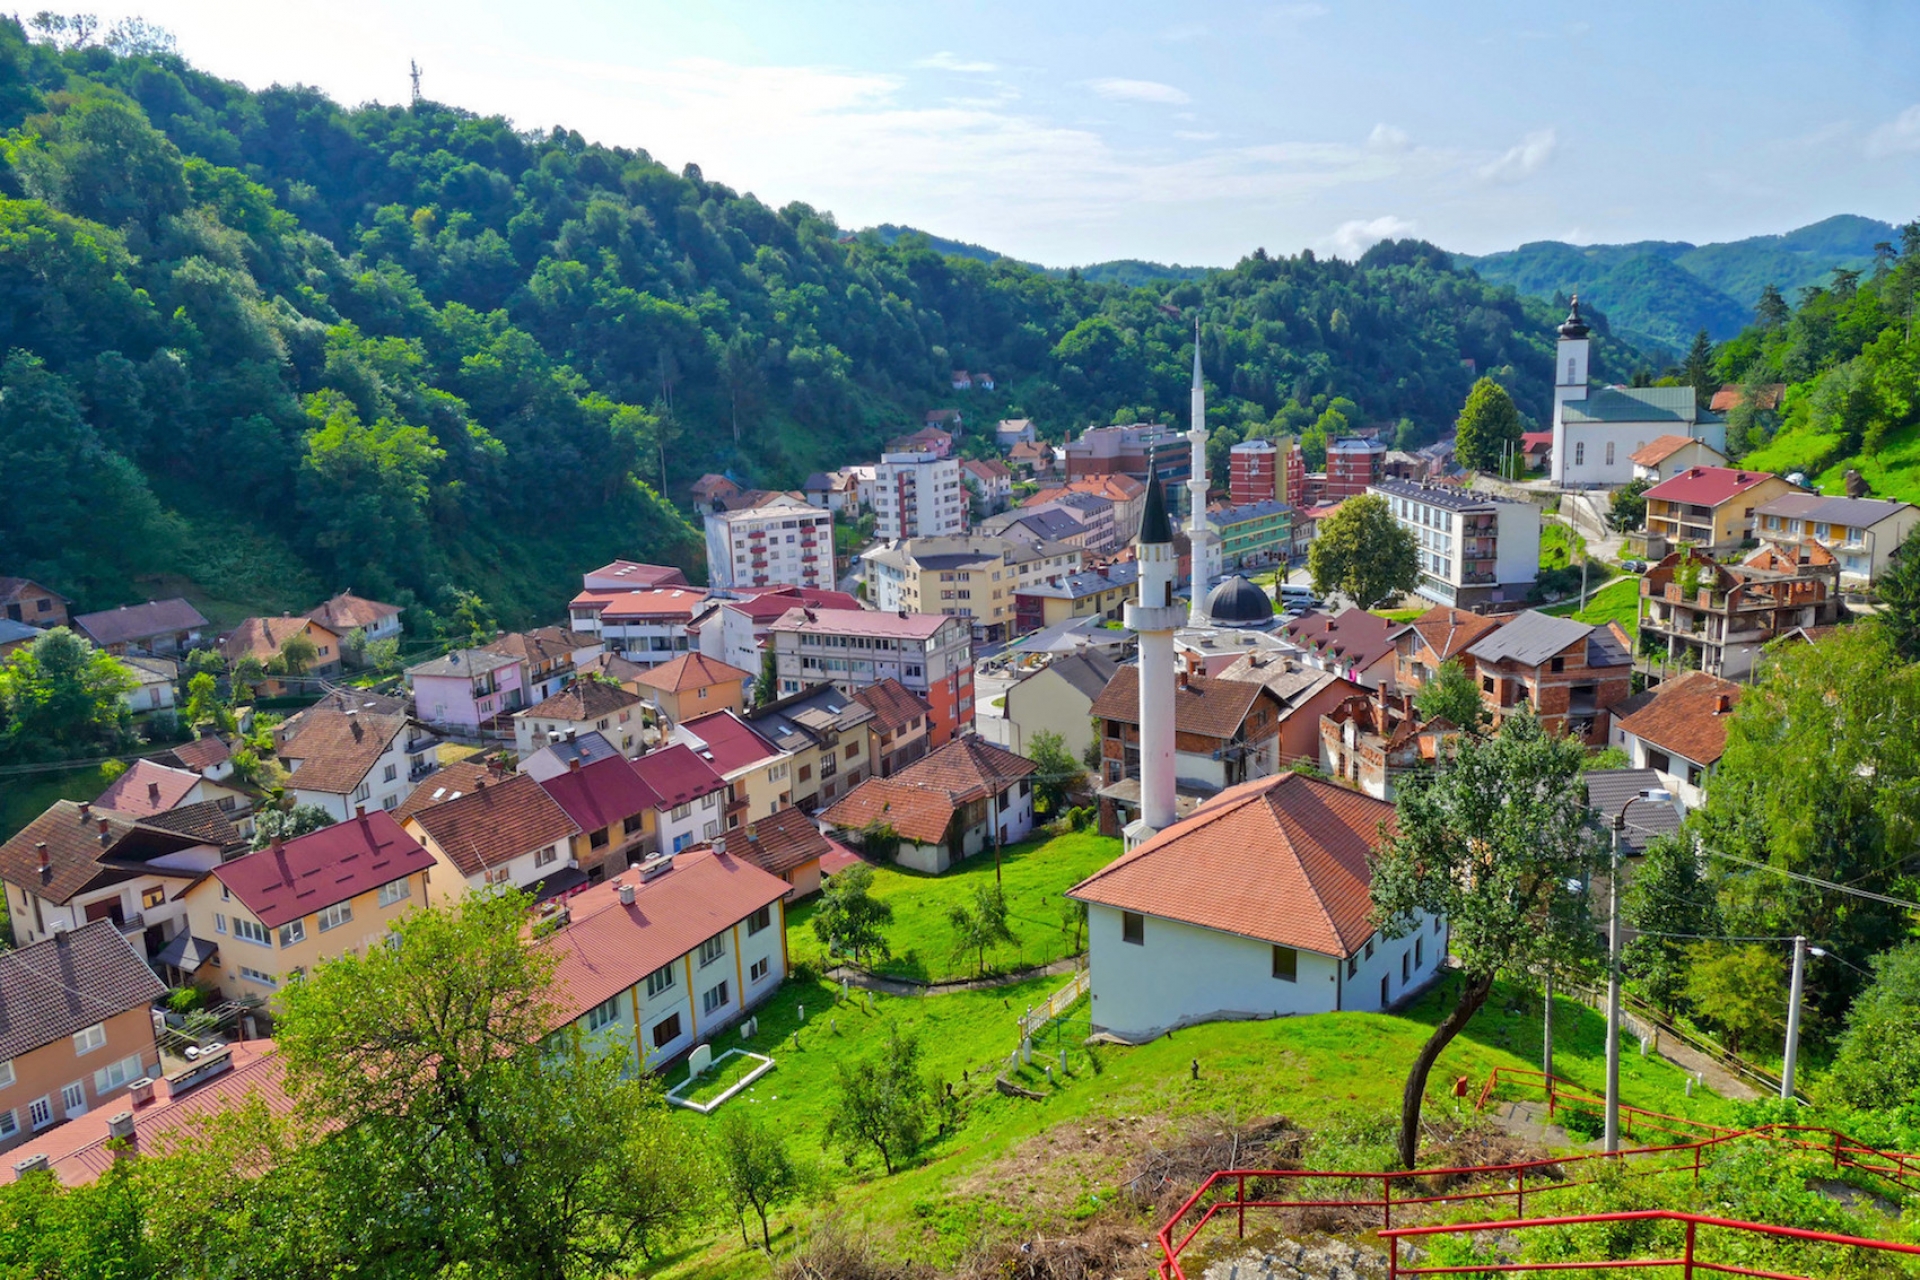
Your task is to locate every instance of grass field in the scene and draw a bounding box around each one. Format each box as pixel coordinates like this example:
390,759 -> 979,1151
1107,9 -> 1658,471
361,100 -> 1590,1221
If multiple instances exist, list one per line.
1373,606 -> 1428,623
785,830 -> 1121,983
1543,576 -> 1641,631
0,761 -> 115,844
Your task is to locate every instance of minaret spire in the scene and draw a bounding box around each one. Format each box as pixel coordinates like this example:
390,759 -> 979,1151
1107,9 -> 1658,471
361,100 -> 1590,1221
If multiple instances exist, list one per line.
1185,319 -> 1218,627
1123,451 -> 1183,846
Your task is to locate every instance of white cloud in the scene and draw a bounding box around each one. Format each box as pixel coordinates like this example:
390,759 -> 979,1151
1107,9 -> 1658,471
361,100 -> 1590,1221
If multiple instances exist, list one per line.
1087,78 -> 1191,105
1478,128 -> 1557,181
913,51 -> 997,74
1866,105 -> 1920,158
1367,123 -> 1409,152
1327,215 -> 1418,258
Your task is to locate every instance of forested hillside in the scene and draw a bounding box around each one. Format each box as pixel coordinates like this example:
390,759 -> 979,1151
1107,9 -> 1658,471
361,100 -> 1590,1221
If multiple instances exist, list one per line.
0,19 -> 1631,630
1462,215 -> 1894,353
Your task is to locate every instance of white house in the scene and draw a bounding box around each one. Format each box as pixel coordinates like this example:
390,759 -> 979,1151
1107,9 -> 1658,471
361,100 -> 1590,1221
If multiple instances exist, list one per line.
1753,493 -> 1920,586
122,657 -> 177,714
512,680 -> 644,758
1067,772 -> 1446,1039
1610,671 -> 1740,812
1369,479 -> 1541,609
632,744 -> 730,855
819,735 -> 1035,874
403,771 -> 582,907
702,496 -> 834,593
1548,298 -> 1727,488
1629,435 -> 1729,485
540,847 -> 790,1073
280,709 -> 437,820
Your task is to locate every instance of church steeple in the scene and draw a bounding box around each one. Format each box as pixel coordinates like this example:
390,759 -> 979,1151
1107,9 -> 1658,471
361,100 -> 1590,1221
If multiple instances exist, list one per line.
1558,292 -> 1591,340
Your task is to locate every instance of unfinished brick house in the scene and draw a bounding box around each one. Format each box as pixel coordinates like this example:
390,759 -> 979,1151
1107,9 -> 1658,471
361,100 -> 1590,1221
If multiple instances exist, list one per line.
1636,541 -> 1843,682
1319,689 -> 1462,801
1453,610 -> 1634,746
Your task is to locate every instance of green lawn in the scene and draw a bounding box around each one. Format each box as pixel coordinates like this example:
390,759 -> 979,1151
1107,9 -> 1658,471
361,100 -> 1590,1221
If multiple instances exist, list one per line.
786,830 -> 1121,983
1543,576 -> 1641,632
1372,606 -> 1428,624
1,762 -> 115,844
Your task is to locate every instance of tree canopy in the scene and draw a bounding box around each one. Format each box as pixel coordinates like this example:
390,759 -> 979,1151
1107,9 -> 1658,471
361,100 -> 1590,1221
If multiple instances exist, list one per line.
1307,494 -> 1420,610
1453,376 -> 1525,472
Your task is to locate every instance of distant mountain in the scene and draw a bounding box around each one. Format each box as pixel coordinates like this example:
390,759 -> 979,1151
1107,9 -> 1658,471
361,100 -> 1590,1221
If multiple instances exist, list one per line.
1458,215 -> 1895,354
863,224 -> 1215,286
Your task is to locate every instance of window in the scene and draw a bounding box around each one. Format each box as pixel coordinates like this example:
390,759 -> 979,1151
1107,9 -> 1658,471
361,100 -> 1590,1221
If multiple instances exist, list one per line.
1415,937 -> 1425,969
845,742 -> 858,759
650,1012 -> 683,1049
670,802 -> 692,821
317,902 -> 352,933
646,965 -> 676,998
383,763 -> 398,783
278,918 -> 307,947
94,1053 -> 143,1094
746,905 -> 772,936
484,864 -> 514,887
702,982 -> 731,1014
1574,442 -> 1585,466
234,917 -> 270,946
378,879 -> 410,908
1435,915 -> 1444,935
352,781 -> 372,804
1402,952 -> 1412,982
699,936 -> 726,967
0,1060 -> 12,1089
1605,441 -> 1615,466
29,1096 -> 53,1130
1272,946 -> 1298,982
623,814 -> 644,836
141,885 -> 165,910
1550,656 -> 1564,673
750,957 -> 770,982
214,913 -> 227,934
1364,938 -> 1375,961
0,1110 -> 15,1140
586,996 -> 621,1032
1121,911 -> 1144,945
61,1081 -> 87,1115
239,965 -> 278,987
1347,954 -> 1358,979
1645,748 -> 1672,775
536,845 -> 560,867
1481,676 -> 1494,693
73,1024 -> 106,1056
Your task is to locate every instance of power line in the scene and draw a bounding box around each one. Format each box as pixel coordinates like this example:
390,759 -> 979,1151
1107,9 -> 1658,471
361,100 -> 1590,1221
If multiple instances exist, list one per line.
1704,845 -> 1920,913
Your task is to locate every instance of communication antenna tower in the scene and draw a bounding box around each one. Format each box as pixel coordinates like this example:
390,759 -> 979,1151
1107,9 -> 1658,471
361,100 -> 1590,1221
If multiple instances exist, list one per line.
409,60 -> 422,105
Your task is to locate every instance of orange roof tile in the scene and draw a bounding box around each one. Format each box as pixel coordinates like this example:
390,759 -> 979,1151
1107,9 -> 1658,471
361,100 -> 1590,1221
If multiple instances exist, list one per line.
633,651 -> 753,694
1614,671 -> 1741,766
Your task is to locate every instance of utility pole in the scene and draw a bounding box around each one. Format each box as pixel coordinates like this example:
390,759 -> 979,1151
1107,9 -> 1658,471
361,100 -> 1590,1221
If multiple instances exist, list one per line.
1542,969 -> 1554,1080
1604,818 -> 1624,1153
1782,935 -> 1807,1099
409,60 -> 422,105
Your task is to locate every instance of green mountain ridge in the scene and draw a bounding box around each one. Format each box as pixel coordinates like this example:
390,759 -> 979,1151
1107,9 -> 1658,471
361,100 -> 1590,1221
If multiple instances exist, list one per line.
864,222 -> 1217,287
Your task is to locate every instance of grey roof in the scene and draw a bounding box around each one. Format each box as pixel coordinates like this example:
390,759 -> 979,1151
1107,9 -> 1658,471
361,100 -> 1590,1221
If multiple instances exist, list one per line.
1206,575 -> 1276,626
0,920 -> 166,1060
1207,499 -> 1293,525
1753,492 -> 1916,529
1217,652 -> 1342,707
1465,610 -> 1598,667
1370,478 -> 1515,513
867,535 -> 1076,572
746,683 -> 871,753
522,730 -> 620,771
1018,564 -> 1138,601
407,647 -> 520,679
1038,650 -> 1121,702
1560,385 -> 1722,426
73,598 -> 209,648
1583,769 -> 1683,854
1139,471 -> 1174,544
0,618 -> 39,646
155,931 -> 220,974
1014,509 -> 1087,542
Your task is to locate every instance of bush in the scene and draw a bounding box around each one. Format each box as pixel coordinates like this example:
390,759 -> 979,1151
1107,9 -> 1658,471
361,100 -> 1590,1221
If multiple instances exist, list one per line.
166,986 -> 205,1014
789,959 -> 820,984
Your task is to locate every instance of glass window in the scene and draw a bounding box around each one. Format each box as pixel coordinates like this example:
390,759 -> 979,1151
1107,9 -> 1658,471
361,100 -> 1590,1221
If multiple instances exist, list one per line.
378,879 -> 410,908
586,996 -> 621,1032
93,1053 -> 143,1094
0,1109 -> 16,1139
651,1013 -> 682,1049
0,1060 -> 12,1089
699,936 -> 726,967
317,902 -> 351,933
536,845 -> 560,867
28,1096 -> 53,1130
60,1081 -> 87,1115
234,917 -> 270,946
646,965 -> 676,998
702,981 -> 731,1014
1121,911 -> 1144,945
239,966 -> 278,987
278,919 -> 307,947
746,905 -> 772,936
1272,946 -> 1298,982
72,1024 -> 106,1056
750,957 -> 770,982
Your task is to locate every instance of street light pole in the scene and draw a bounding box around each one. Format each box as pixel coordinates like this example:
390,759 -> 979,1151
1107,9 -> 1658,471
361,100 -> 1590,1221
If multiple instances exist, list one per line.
1543,969 -> 1554,1080
1606,788 -> 1670,1154
1782,935 -> 1807,1099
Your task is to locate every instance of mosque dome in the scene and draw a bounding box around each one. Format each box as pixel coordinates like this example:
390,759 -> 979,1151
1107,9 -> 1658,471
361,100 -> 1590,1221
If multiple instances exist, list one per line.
1204,575 -> 1275,627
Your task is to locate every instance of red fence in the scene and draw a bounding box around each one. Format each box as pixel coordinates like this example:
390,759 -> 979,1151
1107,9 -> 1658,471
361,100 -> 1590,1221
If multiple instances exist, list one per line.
1379,1210 -> 1920,1279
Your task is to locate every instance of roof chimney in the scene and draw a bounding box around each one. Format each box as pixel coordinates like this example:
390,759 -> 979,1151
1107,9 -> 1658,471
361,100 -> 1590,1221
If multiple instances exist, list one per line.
270,836 -> 284,854
355,804 -> 366,818
148,781 -> 161,803
35,841 -> 49,873
350,719 -> 364,741
107,1112 -> 135,1142
1715,692 -> 1732,715
126,1078 -> 155,1107
618,883 -> 635,906
77,801 -> 90,821
568,756 -> 580,772
11,1154 -> 49,1177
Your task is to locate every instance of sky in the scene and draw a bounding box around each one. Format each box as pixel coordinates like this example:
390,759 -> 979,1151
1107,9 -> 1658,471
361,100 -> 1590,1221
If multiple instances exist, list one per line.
61,0 -> 1920,266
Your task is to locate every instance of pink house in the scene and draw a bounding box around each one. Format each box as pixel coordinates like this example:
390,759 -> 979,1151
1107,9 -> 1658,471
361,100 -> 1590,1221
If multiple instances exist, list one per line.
406,648 -> 526,733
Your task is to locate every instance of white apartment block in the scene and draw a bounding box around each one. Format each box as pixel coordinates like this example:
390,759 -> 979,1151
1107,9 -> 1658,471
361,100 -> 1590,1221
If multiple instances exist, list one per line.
704,498 -> 834,591
874,451 -> 965,542
1369,479 -> 1542,609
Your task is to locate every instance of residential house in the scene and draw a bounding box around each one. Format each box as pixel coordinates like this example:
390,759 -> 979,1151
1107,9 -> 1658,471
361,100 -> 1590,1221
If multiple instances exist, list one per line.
692,586 -> 861,677
221,615 -> 344,692
0,618 -> 39,658
93,758 -> 249,830
1519,431 -> 1554,472
704,495 -> 835,592
1067,772 -> 1444,1037
486,626 -> 585,703
1209,500 -> 1294,572
0,921 -> 165,1155
979,650 -> 1115,762
272,688 -> 411,751
163,735 -> 238,787
1007,439 -> 1054,479
821,735 -> 1036,874
1456,610 -> 1634,744
122,657 -> 178,714
0,577 -> 68,629
72,599 -> 208,657
1279,610 -> 1408,688
304,592 -> 404,649
1217,650 -> 1367,770
926,408 -> 964,434
631,744 -> 730,854
539,848 -> 789,1074
1394,605 -> 1506,689
702,806 -> 838,900
279,709 -> 438,820
407,648 -> 525,733
767,606 -> 976,743
635,652 -> 752,727
537,754 -> 665,885
1012,564 -> 1138,633
575,650 -> 651,693
581,561 -> 691,591
671,710 -> 793,827
862,536 -> 1081,646
959,457 -> 1014,516
1090,668 -> 1288,836
1369,479 -> 1542,609
406,772 -> 581,906
744,683 -> 874,811
566,586 -> 712,663
1318,688 -> 1458,800
1611,671 -> 1741,811
852,678 -> 933,778
691,474 -> 741,508
980,503 -> 1109,553
513,680 -> 644,758
1637,543 -> 1843,681
1753,493 -> 1920,585
1709,383 -> 1787,415
179,812 -> 435,1007
951,370 -> 972,390
1584,768 -> 1685,854
393,757 -> 498,824
996,418 -> 1037,450
0,801 -> 225,959
1029,474 -> 1149,542
516,730 -> 623,783
886,424 -> 954,458
1629,435 -> 1729,485
1640,466 -> 1803,557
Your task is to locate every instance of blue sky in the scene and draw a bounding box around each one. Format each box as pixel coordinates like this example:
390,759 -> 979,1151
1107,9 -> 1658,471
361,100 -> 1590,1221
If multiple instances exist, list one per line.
77,1 -> 1920,265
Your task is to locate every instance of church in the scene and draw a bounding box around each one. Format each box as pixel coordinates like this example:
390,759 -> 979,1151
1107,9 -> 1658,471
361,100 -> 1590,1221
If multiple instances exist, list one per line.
1547,298 -> 1726,488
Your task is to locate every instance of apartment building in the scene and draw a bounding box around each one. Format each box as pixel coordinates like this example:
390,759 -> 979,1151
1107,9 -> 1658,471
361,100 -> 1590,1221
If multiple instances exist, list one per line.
1370,479 -> 1542,608
1640,466 -> 1801,557
862,535 -> 1082,643
1752,493 -> 1920,585
1012,564 -> 1139,633
874,450 -> 965,541
1209,499 -> 1293,570
743,683 -> 875,811
1325,439 -> 1386,499
766,608 -> 975,745
1063,423 -> 1192,508
703,495 -> 834,591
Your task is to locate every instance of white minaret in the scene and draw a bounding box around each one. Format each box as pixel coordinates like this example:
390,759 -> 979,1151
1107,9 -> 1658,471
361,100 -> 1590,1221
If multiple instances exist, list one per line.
1186,325 -> 1219,627
1123,467 -> 1183,847
1548,295 -> 1591,486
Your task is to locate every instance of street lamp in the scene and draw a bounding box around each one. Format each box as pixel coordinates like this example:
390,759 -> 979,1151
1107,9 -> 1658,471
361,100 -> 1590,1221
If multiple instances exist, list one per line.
1606,787 -> 1671,1154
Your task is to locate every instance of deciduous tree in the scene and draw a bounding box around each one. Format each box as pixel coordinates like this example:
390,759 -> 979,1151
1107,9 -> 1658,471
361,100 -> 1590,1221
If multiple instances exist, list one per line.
947,884 -> 1016,977
1454,377 -> 1524,472
0,626 -> 135,763
1307,494 -> 1419,611
249,803 -> 336,850
714,1108 -> 802,1250
1825,941 -> 1920,1110
1683,944 -> 1784,1057
811,863 -> 894,966
823,1024 -> 929,1175
1412,658 -> 1485,732
1621,834 -> 1723,1019
1025,729 -> 1084,816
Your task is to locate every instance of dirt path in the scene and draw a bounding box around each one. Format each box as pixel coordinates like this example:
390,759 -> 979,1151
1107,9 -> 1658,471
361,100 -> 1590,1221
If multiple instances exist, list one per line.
1653,1036 -> 1763,1101
823,957 -> 1079,997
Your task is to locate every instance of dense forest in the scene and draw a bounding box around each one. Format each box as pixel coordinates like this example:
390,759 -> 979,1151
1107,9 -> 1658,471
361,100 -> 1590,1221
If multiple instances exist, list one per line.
0,17 -> 1635,630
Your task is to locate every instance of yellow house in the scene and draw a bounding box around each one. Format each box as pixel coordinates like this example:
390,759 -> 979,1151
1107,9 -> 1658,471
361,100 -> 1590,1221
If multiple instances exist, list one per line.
633,651 -> 752,726
1642,466 -> 1802,554
180,811 -> 435,1007
535,754 -> 662,879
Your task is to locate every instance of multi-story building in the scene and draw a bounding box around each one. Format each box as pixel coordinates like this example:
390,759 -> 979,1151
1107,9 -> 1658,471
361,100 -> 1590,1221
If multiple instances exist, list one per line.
1636,543 -> 1843,681
1012,564 -> 1139,633
281,708 -> 440,820
565,586 -> 711,664
1208,499 -> 1293,570
862,535 -> 1081,643
852,679 -> 932,779
744,683 -> 875,811
1640,466 -> 1802,557
1229,440 -> 1277,506
1325,438 -> 1387,499
669,710 -> 793,827
980,503 -> 1107,552
0,921 -> 164,1156
1063,423 -> 1191,509
766,608 -> 975,745
484,626 -> 583,704
703,495 -> 834,591
512,680 -> 644,758
874,451 -> 965,541
1454,610 -> 1634,745
1028,474 -> 1147,541
407,649 -> 525,732
1089,667 -> 1289,836
631,743 -> 730,854
406,772 -> 582,906
1752,493 -> 1920,585
1370,479 -> 1542,608
959,457 -> 1014,516
0,577 -> 69,629
580,560 -> 690,591
691,586 -> 859,677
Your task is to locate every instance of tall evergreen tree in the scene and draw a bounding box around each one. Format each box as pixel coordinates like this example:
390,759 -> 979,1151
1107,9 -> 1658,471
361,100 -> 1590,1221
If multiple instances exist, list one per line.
1453,377 -> 1524,473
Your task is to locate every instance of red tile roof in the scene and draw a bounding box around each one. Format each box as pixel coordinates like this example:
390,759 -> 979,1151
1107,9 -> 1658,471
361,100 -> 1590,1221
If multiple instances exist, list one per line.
1643,466 -> 1782,508
634,651 -> 753,694
72,598 -> 208,648
630,743 -> 728,808
687,806 -> 831,879
539,848 -> 789,1025
677,711 -> 782,775
568,587 -> 710,622
536,755 -> 663,835
1069,772 -> 1399,958
408,773 -> 579,878
1614,671 -> 1741,766
1090,668 -> 1272,741
222,615 -> 338,667
169,736 -> 232,773
279,709 -> 410,797
214,811 -> 434,929
820,735 -> 1035,844
766,608 -> 954,640
518,679 -> 641,723
0,802 -> 205,905
0,919 -> 165,1061
852,678 -> 930,732
93,759 -> 201,817
1628,434 -> 1703,466
1405,607 -> 1506,664
304,592 -> 402,633
1281,609 -> 1407,671
392,759 -> 496,825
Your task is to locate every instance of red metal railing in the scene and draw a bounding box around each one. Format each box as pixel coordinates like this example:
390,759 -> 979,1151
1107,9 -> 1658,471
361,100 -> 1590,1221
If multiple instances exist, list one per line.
1379,1210 -> 1920,1279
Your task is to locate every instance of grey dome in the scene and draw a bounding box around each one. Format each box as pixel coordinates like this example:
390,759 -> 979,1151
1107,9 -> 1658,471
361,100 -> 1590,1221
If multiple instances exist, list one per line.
1205,575 -> 1275,626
